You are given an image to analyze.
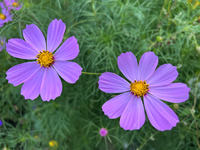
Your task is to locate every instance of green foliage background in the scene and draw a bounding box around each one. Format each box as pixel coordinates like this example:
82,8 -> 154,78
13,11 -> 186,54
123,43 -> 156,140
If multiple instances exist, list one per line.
0,0 -> 200,149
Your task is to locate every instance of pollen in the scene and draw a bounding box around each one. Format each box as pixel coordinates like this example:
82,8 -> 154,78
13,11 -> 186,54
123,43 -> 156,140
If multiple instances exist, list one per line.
12,2 -> 19,7
0,13 -> 6,20
130,80 -> 149,97
36,50 -> 54,67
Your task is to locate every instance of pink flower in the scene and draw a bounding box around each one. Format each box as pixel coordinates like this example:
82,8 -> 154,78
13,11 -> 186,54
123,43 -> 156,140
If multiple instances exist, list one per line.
0,2 -> 13,27
99,128 -> 108,137
4,0 -> 22,11
0,37 -> 6,51
98,52 -> 190,131
6,19 -> 82,101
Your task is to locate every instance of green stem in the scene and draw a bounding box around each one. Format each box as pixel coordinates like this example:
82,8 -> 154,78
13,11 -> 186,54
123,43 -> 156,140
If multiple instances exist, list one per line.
81,71 -> 102,75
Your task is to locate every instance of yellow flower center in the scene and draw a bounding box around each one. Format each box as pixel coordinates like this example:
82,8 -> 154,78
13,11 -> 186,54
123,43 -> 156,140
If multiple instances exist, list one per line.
49,140 -> 58,147
12,2 -> 19,7
0,41 -> 3,45
36,50 -> 54,67
0,13 -> 6,20
130,80 -> 149,97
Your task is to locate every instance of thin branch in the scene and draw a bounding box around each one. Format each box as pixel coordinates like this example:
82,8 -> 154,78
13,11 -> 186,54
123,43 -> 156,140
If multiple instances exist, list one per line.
157,0 -> 178,28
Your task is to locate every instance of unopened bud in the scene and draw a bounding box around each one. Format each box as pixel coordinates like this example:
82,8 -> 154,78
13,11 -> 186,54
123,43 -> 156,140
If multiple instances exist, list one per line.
173,104 -> 179,109
99,128 -> 108,137
156,36 -> 163,42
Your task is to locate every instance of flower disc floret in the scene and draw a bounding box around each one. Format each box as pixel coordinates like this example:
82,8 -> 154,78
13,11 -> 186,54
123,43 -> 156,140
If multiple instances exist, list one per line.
36,50 -> 54,67
0,13 -> 6,20
130,80 -> 149,97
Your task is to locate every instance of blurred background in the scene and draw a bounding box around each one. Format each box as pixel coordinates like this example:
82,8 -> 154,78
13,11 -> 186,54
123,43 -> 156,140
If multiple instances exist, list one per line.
0,0 -> 200,149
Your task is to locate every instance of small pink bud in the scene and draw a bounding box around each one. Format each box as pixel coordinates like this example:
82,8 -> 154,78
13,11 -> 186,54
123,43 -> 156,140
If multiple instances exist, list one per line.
99,128 -> 108,137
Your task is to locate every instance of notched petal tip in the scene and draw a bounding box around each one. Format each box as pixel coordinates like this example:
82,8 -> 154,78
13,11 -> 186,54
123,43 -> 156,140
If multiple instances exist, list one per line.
117,51 -> 138,82
147,63 -> 179,87
53,61 -> 82,84
144,94 -> 179,131
138,51 -> 158,81
158,121 -> 179,132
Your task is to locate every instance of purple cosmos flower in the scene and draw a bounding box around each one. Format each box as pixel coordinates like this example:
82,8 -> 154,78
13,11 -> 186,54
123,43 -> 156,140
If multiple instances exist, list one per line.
0,2 -> 13,27
0,120 -> 2,126
0,37 -> 6,51
4,0 -> 22,11
98,52 -> 190,131
99,128 -> 108,137
6,19 -> 82,101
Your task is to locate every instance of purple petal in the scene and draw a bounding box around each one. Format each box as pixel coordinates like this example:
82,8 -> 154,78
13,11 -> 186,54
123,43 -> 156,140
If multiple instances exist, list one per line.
147,64 -> 178,87
120,96 -> 145,130
0,46 -> 3,51
47,19 -> 66,52
40,67 -> 62,101
3,0 -> 13,6
0,2 -> 7,14
53,61 -> 82,84
0,2 -> 4,8
54,36 -> 79,61
144,94 -> 179,131
98,72 -> 130,93
117,52 -> 138,82
6,38 -> 38,59
102,92 -> 133,119
149,83 -> 190,103
6,62 -> 40,86
0,14 -> 13,26
138,52 -> 158,80
23,24 -> 46,52
21,67 -> 45,100
3,14 -> 13,22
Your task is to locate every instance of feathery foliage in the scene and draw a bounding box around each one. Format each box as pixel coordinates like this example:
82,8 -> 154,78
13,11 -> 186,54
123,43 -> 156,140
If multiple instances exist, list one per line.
0,0 -> 200,149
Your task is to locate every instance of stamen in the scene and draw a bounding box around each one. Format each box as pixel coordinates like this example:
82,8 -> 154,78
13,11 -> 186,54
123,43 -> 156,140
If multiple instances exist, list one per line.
0,13 -> 6,20
0,41 -> 3,45
36,50 -> 54,67
130,80 -> 149,97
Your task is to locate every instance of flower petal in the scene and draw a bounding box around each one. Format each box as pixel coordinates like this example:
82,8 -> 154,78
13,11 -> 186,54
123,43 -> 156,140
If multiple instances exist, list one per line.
40,67 -> 62,101
147,64 -> 178,87
53,61 -> 82,84
21,67 -> 45,100
6,38 -> 38,59
6,62 -> 40,86
102,92 -> 133,119
149,83 -> 190,103
0,2 -> 7,14
54,36 -> 79,61
98,72 -> 130,93
47,19 -> 66,52
117,52 -> 138,82
144,94 -> 179,131
23,24 -> 46,51
120,96 -> 145,130
138,52 -> 158,80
